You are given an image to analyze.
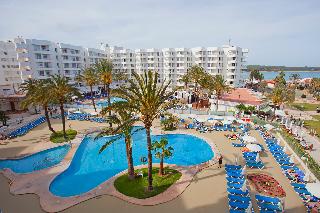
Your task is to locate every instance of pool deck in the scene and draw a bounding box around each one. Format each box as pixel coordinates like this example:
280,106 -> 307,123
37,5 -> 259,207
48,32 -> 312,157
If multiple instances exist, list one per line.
0,119 -> 307,213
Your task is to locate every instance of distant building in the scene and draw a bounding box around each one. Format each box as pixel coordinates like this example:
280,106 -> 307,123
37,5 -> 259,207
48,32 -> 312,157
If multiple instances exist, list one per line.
0,36 -> 248,95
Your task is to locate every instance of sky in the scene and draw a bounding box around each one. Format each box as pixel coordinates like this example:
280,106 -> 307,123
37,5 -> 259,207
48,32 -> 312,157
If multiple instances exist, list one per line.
1,0 -> 320,66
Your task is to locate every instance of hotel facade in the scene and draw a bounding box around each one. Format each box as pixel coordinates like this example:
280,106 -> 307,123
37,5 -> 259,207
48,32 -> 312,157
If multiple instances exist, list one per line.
0,37 -> 248,95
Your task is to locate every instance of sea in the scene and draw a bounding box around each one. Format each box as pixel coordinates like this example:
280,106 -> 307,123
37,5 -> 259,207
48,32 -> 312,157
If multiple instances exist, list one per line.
242,71 -> 320,81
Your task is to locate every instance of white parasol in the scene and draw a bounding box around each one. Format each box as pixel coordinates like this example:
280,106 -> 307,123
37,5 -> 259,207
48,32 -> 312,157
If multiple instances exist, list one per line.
222,120 -> 232,125
242,135 -> 257,143
246,143 -> 262,152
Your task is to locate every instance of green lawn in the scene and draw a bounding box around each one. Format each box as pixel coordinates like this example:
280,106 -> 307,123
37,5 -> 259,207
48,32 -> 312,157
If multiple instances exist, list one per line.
50,129 -> 77,143
114,168 -> 182,199
304,120 -> 320,137
312,115 -> 320,121
290,103 -> 318,111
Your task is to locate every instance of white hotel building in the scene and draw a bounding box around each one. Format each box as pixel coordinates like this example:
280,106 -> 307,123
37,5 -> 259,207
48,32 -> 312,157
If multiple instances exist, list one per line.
0,37 -> 248,96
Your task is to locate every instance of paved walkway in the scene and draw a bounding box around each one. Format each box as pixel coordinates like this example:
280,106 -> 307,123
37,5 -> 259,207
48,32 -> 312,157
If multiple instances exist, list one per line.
283,107 -> 320,164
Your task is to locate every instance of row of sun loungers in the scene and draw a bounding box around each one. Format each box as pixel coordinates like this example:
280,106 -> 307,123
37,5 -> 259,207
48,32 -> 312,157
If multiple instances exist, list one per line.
225,164 -> 253,213
259,131 -> 320,211
8,116 -> 46,138
67,113 -> 106,123
255,194 -> 283,212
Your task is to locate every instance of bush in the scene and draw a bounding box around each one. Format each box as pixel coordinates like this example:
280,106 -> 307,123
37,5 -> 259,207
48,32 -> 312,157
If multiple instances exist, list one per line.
161,113 -> 179,131
301,94 -> 307,98
50,129 -> 77,143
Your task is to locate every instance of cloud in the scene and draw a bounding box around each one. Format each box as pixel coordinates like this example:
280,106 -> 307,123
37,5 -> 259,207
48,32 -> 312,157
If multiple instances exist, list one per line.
0,0 -> 319,66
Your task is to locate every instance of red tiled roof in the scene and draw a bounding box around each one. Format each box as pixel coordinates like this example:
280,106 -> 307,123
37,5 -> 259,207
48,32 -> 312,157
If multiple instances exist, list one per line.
221,88 -> 262,106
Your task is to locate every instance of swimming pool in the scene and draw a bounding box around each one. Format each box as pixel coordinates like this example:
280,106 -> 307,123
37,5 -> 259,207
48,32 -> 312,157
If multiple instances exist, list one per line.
50,128 -> 214,197
96,97 -> 125,107
0,145 -> 70,173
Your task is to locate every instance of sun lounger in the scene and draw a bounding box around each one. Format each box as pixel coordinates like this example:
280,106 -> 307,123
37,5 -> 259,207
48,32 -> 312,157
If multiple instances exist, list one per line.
228,194 -> 251,203
255,194 -> 280,205
227,188 -> 249,196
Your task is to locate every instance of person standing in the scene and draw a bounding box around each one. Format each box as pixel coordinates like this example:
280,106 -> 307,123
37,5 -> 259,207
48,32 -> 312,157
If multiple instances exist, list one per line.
218,156 -> 223,168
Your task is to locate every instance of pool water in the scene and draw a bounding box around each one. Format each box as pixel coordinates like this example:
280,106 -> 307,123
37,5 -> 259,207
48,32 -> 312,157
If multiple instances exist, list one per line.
50,128 -> 214,197
96,97 -> 125,107
0,145 -> 70,173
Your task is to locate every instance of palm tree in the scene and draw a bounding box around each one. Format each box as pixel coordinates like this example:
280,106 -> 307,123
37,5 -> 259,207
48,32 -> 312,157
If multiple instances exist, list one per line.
269,84 -> 295,120
50,75 -> 80,138
212,75 -> 231,111
112,70 -> 174,191
152,138 -> 174,176
94,59 -> 124,127
20,78 -> 40,114
97,101 -> 141,180
78,67 -> 99,112
180,72 -> 191,89
290,73 -> 300,88
21,79 -> 56,133
188,65 -> 206,92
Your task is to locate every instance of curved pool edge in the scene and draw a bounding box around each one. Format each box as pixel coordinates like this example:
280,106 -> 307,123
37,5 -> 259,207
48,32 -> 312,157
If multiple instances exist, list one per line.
1,129 -> 221,212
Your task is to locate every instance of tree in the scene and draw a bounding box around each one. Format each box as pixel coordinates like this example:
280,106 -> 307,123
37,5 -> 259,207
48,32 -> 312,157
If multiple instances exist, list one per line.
188,65 -> 206,92
269,84 -> 295,119
20,78 -> 40,114
274,71 -> 286,87
290,73 -> 300,88
112,70 -> 174,191
50,75 -> 80,138
152,138 -> 174,176
97,101 -> 141,180
249,69 -> 264,85
94,59 -> 124,127
180,73 -> 191,89
21,79 -> 56,133
212,75 -> 231,111
309,78 -> 320,100
236,103 -> 247,115
258,81 -> 268,95
77,67 -> 99,112
160,113 -> 179,131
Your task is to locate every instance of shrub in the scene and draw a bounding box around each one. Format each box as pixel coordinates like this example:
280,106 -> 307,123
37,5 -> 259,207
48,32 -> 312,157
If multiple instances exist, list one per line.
50,129 -> 77,143
160,113 -> 179,131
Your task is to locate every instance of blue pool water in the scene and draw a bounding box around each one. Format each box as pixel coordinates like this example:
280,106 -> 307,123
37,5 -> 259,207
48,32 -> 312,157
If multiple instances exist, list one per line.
0,145 -> 70,173
96,97 -> 125,107
49,128 -> 214,197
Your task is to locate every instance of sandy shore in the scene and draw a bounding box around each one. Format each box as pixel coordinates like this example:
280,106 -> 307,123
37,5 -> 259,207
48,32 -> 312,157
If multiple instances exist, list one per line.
0,120 -> 306,213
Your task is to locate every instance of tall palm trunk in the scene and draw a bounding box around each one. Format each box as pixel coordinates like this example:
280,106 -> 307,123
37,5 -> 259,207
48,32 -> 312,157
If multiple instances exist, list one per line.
103,83 -> 107,96
216,97 -> 219,111
159,155 -> 164,176
125,137 -> 135,180
146,126 -> 153,191
90,85 -> 97,112
60,101 -> 67,139
106,83 -> 112,127
44,105 -> 55,133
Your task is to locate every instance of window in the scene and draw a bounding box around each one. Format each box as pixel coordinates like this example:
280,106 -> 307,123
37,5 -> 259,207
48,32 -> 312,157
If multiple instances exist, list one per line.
35,53 -> 41,59
39,70 -> 45,76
